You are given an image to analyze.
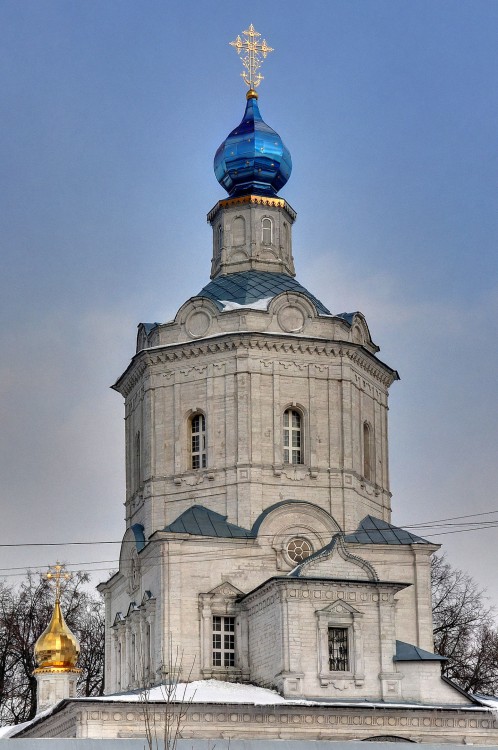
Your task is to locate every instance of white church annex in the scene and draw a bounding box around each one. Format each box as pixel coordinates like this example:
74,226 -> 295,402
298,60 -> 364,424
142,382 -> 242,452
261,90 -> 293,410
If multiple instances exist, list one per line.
14,25 -> 498,744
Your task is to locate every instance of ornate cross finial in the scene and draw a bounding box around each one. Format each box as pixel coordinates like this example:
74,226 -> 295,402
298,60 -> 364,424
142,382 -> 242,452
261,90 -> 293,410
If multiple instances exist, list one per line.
46,561 -> 71,602
229,24 -> 274,93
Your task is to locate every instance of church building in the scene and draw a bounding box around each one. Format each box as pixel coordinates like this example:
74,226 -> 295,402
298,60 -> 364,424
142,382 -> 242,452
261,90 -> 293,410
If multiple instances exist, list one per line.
13,25 -> 498,745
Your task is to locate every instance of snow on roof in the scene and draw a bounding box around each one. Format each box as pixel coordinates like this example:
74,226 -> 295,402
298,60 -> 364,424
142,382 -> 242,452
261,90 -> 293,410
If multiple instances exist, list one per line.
473,694 -> 498,710
220,297 -> 272,311
75,680 -> 494,711
90,679 -> 288,705
0,704 -> 56,738
2,681 -> 494,738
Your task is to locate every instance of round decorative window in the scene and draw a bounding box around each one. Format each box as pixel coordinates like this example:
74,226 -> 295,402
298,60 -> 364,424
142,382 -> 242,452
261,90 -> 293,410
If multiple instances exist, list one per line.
287,537 -> 313,563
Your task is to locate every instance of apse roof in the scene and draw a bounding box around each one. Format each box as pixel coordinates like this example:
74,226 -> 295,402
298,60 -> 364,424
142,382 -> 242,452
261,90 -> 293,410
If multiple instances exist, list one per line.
163,505 -> 252,539
198,271 -> 330,314
344,515 -> 430,545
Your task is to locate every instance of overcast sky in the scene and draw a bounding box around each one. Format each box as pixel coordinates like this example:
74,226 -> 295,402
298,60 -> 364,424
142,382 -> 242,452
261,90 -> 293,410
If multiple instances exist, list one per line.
1,1 -> 497,607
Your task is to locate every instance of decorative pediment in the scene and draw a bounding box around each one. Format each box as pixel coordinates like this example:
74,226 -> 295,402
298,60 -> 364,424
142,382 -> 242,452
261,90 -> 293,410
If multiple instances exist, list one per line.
126,601 -> 139,617
290,534 -> 378,582
317,599 -> 362,617
207,581 -> 245,598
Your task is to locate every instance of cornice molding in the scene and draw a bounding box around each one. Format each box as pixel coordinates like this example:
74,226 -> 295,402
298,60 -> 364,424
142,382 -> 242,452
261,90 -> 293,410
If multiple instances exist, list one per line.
207,194 -> 297,222
113,333 -> 398,397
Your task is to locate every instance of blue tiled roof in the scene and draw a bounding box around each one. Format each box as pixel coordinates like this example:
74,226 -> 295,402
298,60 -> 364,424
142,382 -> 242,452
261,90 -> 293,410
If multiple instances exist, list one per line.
198,271 -> 331,315
344,515 -> 429,545
394,640 -> 447,662
163,505 -> 253,539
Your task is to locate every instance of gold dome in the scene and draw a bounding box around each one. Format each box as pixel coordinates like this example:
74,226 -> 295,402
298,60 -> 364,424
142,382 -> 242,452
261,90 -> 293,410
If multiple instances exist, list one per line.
34,599 -> 80,672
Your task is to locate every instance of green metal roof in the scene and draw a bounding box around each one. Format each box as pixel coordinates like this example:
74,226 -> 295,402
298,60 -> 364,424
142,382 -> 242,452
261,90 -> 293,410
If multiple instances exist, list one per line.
344,515 -> 429,545
394,640 -> 447,662
198,271 -> 331,315
163,505 -> 252,539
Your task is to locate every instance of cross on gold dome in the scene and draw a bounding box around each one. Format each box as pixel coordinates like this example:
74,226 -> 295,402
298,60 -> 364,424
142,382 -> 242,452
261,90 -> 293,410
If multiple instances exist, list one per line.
230,24 -> 274,92
46,561 -> 71,602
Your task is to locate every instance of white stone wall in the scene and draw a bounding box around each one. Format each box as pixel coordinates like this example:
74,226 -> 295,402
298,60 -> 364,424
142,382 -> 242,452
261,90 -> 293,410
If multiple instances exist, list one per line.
99,263 -> 459,710
119,330 -> 395,538
208,197 -> 296,278
18,698 -> 498,743
100,506 -> 440,696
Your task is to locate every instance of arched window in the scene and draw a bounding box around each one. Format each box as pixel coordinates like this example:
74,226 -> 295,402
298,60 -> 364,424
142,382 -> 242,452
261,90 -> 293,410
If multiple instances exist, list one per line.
261,217 -> 272,245
232,216 -> 245,246
131,632 -> 136,684
190,413 -> 207,469
135,431 -> 141,488
283,221 -> 289,252
145,622 -> 151,684
283,408 -> 303,465
363,422 -> 372,481
217,224 -> 223,250
117,641 -> 122,690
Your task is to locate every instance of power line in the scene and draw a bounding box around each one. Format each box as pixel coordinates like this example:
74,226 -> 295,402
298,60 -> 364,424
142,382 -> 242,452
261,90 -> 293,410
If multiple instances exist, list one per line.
1,508 -> 498,580
2,518 -> 498,549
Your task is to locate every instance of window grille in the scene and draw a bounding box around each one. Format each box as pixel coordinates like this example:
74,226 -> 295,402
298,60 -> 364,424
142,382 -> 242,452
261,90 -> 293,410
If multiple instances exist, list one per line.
212,615 -> 235,667
328,627 -> 349,671
191,413 -> 207,469
283,409 -> 303,464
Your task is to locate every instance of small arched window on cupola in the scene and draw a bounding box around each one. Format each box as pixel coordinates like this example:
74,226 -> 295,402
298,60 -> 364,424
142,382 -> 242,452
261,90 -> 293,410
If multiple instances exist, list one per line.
217,224 -> 223,251
190,413 -> 207,469
283,408 -> 303,465
232,216 -> 245,246
283,221 -> 289,253
363,422 -> 373,482
261,217 -> 273,245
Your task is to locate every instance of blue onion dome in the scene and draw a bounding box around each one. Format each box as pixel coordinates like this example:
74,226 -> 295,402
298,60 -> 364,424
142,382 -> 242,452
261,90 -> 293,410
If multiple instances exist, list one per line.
214,92 -> 292,198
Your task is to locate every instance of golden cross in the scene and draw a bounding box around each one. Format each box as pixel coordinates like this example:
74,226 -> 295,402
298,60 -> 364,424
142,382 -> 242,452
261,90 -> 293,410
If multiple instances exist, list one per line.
229,24 -> 274,91
46,561 -> 71,602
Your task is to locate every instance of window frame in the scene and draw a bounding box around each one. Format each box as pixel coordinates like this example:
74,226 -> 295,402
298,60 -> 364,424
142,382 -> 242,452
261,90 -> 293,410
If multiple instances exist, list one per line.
286,536 -> 314,565
199,585 -> 247,680
363,421 -> 373,482
316,602 -> 365,687
283,407 -> 304,465
328,626 -> 349,671
261,216 -> 273,245
190,412 -> 207,470
212,615 -> 236,668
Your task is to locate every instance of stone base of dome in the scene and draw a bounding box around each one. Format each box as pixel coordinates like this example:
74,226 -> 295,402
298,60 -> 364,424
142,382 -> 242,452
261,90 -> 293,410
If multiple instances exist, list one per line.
208,194 -> 297,279
35,668 -> 81,712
